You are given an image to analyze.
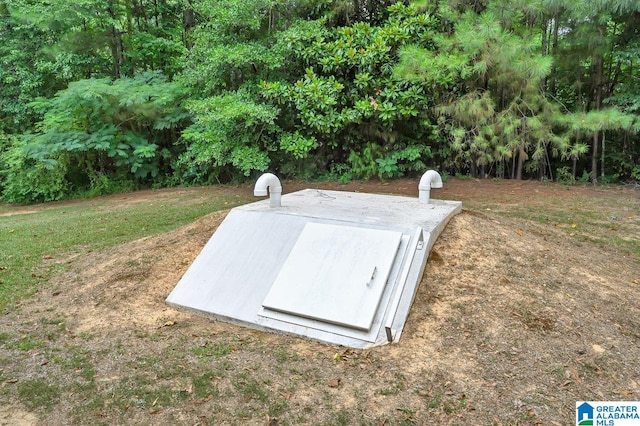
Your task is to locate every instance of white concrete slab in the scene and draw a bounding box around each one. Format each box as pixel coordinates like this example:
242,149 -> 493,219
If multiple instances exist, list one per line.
166,188 -> 461,348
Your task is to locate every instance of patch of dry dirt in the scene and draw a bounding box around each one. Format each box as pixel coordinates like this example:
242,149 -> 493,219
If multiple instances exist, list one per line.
0,406 -> 37,426
1,179 -> 639,425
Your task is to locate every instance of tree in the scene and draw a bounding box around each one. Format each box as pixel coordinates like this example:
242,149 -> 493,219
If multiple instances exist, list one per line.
394,0 -> 640,181
1,72 -> 189,203
173,0 -> 298,182
260,2 -> 438,179
0,0 -> 70,133
526,0 -> 640,181
3,0 -> 640,200
396,8 -> 571,179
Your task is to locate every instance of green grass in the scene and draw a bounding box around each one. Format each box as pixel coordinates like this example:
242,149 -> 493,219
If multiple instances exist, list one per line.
425,393 -> 441,410
268,398 -> 290,418
109,374 -> 187,411
192,372 -> 221,399
53,345 -> 97,381
191,341 -> 232,358
0,190 -> 252,310
233,372 -> 269,403
377,386 -> 401,396
6,335 -> 44,351
18,378 -> 61,410
517,209 -> 639,257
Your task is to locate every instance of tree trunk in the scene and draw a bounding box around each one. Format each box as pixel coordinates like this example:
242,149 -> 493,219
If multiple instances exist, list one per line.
516,117 -> 527,180
183,8 -> 195,50
470,153 -> 477,178
549,13 -> 560,95
516,143 -> 525,180
107,1 -> 124,79
591,131 -> 599,182
541,18 -> 549,56
110,26 -> 122,78
545,148 -> 553,181
541,17 -> 550,93
153,0 -> 159,27
126,4 -> 135,75
601,131 -> 605,178
591,35 -> 604,183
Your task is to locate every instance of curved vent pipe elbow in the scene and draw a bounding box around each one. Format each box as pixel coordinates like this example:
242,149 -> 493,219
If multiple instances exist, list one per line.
418,170 -> 443,204
254,173 -> 282,208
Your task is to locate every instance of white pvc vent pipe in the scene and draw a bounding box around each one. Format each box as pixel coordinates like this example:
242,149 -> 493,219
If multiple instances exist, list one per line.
254,173 -> 282,208
418,170 -> 443,204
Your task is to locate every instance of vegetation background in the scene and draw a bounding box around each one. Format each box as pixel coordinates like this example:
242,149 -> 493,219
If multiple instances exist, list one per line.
1,0 -> 640,203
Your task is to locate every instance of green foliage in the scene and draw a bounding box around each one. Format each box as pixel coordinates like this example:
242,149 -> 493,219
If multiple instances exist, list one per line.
577,170 -> 593,184
348,143 -> 381,179
348,142 -> 429,179
3,0 -> 640,189
394,5 -> 638,180
260,2 -> 438,178
174,0 -> 311,183
555,166 -> 576,185
178,91 -> 278,181
0,1 -> 67,133
0,0 -> 187,135
280,132 -> 318,159
7,0 -> 186,78
1,135 -> 69,203
178,0 -> 293,94
1,72 -> 188,202
18,379 -> 60,410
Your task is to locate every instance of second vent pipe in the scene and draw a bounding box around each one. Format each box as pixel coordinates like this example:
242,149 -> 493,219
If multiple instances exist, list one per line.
418,170 -> 443,204
254,173 -> 282,208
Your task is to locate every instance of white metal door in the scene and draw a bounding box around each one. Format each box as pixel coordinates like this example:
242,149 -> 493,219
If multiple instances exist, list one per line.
262,222 -> 402,330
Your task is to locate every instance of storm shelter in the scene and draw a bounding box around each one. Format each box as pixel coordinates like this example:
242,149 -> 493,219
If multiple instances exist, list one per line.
166,173 -> 461,348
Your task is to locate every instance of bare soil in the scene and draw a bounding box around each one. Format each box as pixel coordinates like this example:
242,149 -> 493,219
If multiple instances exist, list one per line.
1,178 -> 639,425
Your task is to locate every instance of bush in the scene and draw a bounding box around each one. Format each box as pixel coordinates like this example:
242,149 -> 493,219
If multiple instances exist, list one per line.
1,137 -> 68,203
555,166 -> 575,185
1,72 -> 189,202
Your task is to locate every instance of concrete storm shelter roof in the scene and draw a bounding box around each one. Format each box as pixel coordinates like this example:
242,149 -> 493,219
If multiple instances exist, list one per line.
166,172 -> 461,348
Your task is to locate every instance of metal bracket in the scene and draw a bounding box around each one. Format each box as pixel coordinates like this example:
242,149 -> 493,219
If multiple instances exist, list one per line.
385,326 -> 394,342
